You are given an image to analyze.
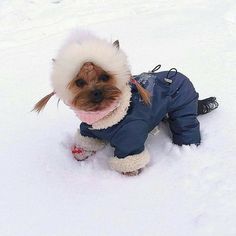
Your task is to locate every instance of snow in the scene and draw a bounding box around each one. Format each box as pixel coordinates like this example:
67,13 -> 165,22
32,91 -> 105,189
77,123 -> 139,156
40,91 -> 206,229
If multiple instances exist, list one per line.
0,0 -> 236,235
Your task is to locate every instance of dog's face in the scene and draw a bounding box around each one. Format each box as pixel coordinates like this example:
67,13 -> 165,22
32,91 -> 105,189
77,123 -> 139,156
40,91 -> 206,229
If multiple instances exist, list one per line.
67,62 -> 121,111
33,39 -> 135,113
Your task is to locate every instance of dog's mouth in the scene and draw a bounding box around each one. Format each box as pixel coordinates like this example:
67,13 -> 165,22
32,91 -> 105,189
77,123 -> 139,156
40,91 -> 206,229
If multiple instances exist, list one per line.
71,85 -> 122,112
68,85 -> 121,124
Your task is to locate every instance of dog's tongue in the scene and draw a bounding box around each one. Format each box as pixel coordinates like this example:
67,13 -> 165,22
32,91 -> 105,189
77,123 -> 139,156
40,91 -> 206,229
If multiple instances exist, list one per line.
70,100 -> 120,125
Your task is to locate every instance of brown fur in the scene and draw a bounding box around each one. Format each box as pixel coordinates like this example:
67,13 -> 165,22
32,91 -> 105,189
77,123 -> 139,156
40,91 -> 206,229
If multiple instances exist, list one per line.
130,77 -> 151,105
32,91 -> 55,113
67,62 -> 122,111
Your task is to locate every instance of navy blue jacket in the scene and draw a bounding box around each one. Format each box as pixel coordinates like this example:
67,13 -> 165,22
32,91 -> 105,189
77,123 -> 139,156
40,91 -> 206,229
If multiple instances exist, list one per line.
80,71 -> 200,158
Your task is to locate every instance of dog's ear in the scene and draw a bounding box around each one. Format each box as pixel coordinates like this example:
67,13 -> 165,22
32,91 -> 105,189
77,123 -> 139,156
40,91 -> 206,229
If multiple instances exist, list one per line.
32,91 -> 55,113
113,40 -> 119,49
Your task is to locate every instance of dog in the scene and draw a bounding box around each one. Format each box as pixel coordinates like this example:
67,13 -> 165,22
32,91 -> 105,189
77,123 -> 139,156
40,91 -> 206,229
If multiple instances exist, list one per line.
33,31 -> 218,176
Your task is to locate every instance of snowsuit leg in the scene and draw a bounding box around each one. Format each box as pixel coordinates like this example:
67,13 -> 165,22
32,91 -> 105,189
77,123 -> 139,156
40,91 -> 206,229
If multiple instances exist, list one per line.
168,98 -> 201,145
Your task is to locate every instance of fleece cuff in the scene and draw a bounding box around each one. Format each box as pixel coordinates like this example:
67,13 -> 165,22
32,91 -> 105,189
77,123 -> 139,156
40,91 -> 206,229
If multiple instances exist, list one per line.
75,130 -> 105,151
109,149 -> 150,173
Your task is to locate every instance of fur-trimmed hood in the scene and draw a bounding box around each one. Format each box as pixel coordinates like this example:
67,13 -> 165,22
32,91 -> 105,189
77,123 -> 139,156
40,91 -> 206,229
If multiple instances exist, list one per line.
51,31 -> 131,104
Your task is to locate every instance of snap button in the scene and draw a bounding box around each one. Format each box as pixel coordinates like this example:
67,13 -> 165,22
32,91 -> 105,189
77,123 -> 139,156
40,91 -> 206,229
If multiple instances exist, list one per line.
164,78 -> 173,84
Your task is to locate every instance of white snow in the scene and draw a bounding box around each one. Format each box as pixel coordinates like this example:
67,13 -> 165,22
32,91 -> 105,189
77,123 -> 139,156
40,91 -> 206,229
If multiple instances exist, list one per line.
0,1 -> 236,235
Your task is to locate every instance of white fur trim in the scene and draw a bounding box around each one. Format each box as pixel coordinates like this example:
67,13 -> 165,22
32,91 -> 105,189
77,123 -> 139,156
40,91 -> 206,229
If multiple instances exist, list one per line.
109,149 -> 150,173
51,31 -> 131,104
92,85 -> 131,130
75,130 -> 105,151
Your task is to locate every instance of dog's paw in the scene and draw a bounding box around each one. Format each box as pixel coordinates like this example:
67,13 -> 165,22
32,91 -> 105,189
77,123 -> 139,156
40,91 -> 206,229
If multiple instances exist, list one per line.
73,153 -> 90,161
71,146 -> 95,161
122,169 -> 142,176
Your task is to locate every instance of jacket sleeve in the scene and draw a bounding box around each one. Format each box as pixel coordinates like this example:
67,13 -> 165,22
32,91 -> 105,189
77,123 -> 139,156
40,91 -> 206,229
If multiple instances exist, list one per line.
74,123 -> 105,152
110,120 -> 149,158
109,120 -> 150,173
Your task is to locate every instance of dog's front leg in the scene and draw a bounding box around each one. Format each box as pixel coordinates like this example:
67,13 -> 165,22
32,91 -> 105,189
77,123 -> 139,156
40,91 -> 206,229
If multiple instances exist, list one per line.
72,129 -> 105,161
109,149 -> 150,176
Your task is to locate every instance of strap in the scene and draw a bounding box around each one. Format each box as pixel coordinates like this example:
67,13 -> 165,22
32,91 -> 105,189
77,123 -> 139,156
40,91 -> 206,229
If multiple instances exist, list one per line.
166,68 -> 177,79
150,64 -> 161,72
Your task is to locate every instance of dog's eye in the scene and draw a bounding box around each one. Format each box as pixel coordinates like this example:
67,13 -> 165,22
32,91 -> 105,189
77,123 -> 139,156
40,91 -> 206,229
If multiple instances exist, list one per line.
75,79 -> 86,88
99,74 -> 110,82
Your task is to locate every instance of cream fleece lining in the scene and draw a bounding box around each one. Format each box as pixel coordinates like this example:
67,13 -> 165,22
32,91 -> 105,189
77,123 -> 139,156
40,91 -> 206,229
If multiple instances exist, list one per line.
51,33 -> 130,105
109,149 -> 150,173
92,85 -> 131,130
75,130 -> 105,151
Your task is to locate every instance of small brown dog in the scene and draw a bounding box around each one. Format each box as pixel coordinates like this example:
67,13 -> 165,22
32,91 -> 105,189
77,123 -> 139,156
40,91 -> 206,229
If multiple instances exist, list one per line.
34,31 -> 218,176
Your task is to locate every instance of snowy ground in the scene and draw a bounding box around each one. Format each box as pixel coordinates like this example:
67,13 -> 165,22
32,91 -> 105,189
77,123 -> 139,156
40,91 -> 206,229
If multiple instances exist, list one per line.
1,1 -> 236,235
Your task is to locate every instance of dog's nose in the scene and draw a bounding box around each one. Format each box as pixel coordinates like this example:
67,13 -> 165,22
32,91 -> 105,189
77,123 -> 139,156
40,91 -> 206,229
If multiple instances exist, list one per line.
91,89 -> 104,103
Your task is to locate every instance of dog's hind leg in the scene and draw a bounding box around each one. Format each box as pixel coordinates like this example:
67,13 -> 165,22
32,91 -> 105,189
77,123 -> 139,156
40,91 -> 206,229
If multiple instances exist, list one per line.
168,98 -> 201,146
198,97 -> 219,115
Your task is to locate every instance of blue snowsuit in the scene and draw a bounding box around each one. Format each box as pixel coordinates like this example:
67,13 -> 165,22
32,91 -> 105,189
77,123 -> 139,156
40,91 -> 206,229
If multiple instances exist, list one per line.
80,70 -> 200,159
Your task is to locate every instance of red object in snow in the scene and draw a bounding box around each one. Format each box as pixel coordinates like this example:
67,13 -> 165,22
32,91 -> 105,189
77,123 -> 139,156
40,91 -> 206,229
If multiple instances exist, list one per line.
71,146 -> 84,154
